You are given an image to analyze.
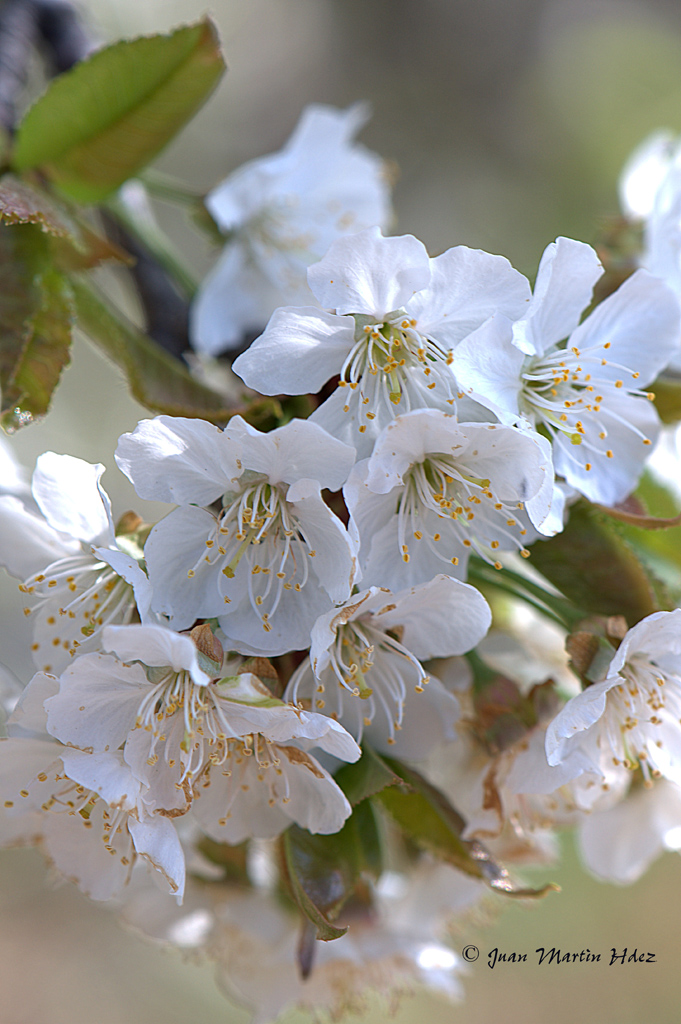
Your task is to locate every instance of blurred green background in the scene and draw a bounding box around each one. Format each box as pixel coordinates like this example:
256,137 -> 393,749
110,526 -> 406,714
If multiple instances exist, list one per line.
3,0 -> 681,1020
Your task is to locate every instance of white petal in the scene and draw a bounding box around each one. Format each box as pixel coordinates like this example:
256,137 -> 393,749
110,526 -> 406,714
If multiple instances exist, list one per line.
190,243 -> 290,355
450,315 -> 525,422
32,453 -> 114,544
619,131 -> 676,218
232,307 -> 355,396
579,780 -> 681,884
116,416 -> 240,505
568,269 -> 680,386
545,682 -> 613,765
129,814 -> 186,899
307,228 -> 431,316
102,624 -> 209,683
516,238 -> 603,357
376,575 -> 491,659
226,416 -> 356,491
408,247 -> 531,346
59,748 -> 143,809
42,801 -> 132,900
45,653 -> 151,751
144,506 -> 224,627
0,496 -> 79,578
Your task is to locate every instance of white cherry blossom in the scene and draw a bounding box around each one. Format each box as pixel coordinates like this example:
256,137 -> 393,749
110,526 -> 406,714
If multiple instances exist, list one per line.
578,777 -> 681,884
546,610 -> 681,786
286,576 -> 491,757
233,227 -> 531,457
115,414 -> 358,655
190,103 -> 392,355
0,687 -> 185,902
452,237 -> 680,506
619,131 -> 681,371
344,410 -> 553,588
0,453 -> 152,674
43,623 -> 360,842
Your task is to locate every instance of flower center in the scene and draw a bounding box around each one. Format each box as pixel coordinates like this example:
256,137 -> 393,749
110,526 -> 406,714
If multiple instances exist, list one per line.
186,476 -> 319,634
20,554 -> 135,672
336,311 -> 456,433
397,454 -> 530,570
603,655 -> 681,781
520,339 -> 654,475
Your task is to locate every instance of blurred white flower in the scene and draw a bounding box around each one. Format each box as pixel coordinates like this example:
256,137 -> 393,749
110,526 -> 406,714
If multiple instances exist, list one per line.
190,103 -> 393,355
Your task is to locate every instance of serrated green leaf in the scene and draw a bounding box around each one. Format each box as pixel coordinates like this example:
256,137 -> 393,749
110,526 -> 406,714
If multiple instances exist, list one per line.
13,20 -> 225,203
2,268 -> 74,430
0,174 -> 79,237
377,758 -> 558,898
0,223 -> 52,416
528,500 -> 662,625
71,277 -> 239,423
0,173 -> 133,272
334,744 -> 402,806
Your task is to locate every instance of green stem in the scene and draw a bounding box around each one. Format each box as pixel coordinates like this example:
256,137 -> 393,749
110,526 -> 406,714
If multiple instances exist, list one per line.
138,168 -> 203,206
105,195 -> 199,300
468,557 -> 583,630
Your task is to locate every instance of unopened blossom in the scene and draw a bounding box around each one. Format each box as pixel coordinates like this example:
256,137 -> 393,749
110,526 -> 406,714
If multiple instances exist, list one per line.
452,237 -> 680,506
190,103 -> 393,355
286,575 -> 491,757
344,410 -> 553,588
43,623 -> 360,842
233,226 -> 531,457
546,609 -> 681,786
115,415 -> 357,655
0,453 -> 152,674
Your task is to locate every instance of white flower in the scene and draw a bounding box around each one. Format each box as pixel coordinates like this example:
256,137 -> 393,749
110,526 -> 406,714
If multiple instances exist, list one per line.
115,415 -> 358,655
190,103 -> 393,355
286,576 -> 491,757
0,453 -> 152,674
578,777 -> 681,884
618,130 -> 679,220
233,227 -> 531,458
452,237 -> 680,505
0,681 -> 185,901
619,131 -> 681,372
344,410 -> 553,588
546,609 -> 681,786
43,623 -> 360,842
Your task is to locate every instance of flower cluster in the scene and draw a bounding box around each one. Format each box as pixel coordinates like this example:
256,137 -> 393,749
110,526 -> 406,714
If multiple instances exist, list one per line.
4,100 -> 681,1024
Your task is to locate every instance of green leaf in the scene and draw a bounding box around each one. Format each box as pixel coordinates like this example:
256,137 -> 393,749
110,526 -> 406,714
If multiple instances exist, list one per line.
12,20 -> 225,203
71,277 -> 240,423
377,759 -> 558,899
528,500 -> 662,625
0,223 -> 73,429
334,744 -> 402,806
0,173 -> 133,271
2,269 -> 74,430
281,804 -> 383,942
0,173 -> 79,237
